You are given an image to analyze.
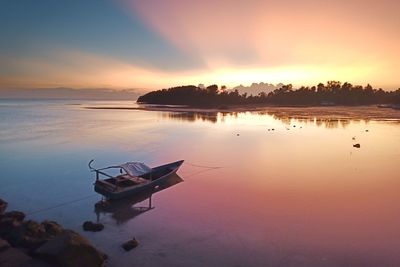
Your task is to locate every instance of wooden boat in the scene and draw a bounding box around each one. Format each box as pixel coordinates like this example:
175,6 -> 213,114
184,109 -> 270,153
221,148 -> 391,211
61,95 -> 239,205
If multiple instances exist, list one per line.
94,173 -> 184,224
89,159 -> 184,200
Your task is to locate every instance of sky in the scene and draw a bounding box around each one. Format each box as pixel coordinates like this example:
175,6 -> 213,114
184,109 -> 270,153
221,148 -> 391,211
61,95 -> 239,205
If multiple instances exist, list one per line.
0,0 -> 399,91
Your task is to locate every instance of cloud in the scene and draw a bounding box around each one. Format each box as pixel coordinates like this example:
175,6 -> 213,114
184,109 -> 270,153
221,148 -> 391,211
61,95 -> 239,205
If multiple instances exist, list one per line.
119,0 -> 400,88
0,48 -> 179,89
2,0 -> 400,90
0,87 -> 141,100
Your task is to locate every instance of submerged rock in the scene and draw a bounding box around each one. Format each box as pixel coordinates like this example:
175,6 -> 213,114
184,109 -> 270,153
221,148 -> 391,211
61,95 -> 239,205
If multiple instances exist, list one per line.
35,230 -> 107,267
353,143 -> 361,148
82,221 -> 104,232
0,199 -> 8,214
122,237 -> 139,251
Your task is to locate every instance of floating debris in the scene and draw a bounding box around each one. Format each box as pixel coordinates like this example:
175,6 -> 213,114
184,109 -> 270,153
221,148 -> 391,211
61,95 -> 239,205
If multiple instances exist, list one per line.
272,128 -> 275,131
353,144 -> 361,148
365,130 -> 369,132
236,133 -> 240,136
352,137 -> 356,140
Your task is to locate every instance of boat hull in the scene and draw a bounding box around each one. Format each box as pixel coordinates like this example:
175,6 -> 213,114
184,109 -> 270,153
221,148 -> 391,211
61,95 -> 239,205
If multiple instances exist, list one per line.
94,160 -> 183,200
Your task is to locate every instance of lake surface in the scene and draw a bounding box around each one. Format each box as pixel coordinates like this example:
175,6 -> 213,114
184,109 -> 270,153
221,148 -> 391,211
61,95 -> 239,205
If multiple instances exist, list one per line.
1,100 -> 400,267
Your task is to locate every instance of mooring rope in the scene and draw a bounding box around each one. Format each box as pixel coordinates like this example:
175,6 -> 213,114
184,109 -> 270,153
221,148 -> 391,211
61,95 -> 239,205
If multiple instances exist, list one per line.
26,194 -> 98,216
182,161 -> 224,178
184,168 -> 221,178
185,162 -> 223,169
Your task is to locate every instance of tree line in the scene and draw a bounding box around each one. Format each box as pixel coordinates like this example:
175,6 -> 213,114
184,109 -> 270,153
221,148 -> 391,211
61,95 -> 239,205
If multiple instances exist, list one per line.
137,82 -> 400,107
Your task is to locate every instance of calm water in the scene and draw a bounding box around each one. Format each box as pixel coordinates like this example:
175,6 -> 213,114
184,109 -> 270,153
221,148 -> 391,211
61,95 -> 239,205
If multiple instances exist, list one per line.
1,100 -> 400,267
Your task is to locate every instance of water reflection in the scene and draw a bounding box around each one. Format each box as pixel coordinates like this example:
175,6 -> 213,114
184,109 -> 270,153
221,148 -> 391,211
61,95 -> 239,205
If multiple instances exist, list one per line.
2,101 -> 400,267
269,115 -> 357,129
159,110 -> 366,128
94,174 -> 183,224
160,111 -> 224,123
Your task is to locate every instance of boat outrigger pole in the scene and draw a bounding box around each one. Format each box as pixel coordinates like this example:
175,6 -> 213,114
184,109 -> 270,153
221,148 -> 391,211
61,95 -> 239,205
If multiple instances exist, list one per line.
88,159 -> 114,181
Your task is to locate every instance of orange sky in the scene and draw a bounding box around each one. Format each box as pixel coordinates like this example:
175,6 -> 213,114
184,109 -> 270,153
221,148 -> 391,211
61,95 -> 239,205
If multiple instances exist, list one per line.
0,0 -> 399,90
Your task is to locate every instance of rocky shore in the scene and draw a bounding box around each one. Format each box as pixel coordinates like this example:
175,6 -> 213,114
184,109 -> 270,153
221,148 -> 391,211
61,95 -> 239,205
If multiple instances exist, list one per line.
0,198 -> 107,267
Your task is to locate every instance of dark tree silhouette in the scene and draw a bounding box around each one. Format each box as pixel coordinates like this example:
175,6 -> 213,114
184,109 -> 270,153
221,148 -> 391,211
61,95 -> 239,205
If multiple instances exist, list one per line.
137,82 -> 400,107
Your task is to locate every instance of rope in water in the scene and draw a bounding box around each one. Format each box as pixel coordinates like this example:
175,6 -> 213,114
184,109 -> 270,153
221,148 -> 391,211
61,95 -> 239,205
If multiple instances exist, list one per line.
25,162 -> 223,216
185,162 -> 223,169
26,194 -> 98,216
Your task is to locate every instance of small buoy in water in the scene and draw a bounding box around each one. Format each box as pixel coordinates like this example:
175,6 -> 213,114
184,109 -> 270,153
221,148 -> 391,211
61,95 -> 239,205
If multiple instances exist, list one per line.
353,143 -> 361,148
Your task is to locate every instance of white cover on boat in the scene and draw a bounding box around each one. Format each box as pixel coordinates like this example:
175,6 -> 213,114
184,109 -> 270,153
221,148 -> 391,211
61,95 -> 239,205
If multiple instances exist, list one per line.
119,162 -> 152,176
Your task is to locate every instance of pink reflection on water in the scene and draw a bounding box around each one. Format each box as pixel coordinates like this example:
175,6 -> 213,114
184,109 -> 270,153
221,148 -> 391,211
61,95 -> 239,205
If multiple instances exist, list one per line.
144,108 -> 400,266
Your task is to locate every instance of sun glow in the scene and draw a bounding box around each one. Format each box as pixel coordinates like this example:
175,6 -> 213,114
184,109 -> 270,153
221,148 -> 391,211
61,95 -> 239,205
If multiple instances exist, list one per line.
165,63 -> 378,89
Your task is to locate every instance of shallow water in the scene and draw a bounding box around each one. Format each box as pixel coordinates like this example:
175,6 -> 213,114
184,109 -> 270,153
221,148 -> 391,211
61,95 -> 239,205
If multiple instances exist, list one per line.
1,100 -> 400,267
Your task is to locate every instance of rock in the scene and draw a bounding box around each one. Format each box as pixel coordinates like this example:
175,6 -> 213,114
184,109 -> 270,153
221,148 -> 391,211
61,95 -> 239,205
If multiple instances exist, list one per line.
0,216 -> 22,238
82,221 -> 104,232
0,199 -> 8,214
41,220 -> 63,236
0,245 -> 34,266
0,245 -> 52,267
7,220 -> 49,250
353,143 -> 361,148
0,238 -> 10,252
122,238 -> 139,251
35,230 -> 107,267
1,211 -> 25,222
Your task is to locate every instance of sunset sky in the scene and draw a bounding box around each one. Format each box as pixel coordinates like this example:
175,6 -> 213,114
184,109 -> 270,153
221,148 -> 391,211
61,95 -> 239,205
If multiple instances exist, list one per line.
0,0 -> 399,91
